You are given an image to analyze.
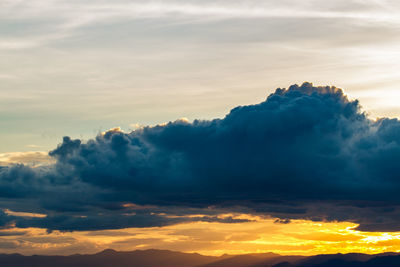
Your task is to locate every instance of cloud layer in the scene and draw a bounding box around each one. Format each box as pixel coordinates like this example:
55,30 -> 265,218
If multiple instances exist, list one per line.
2,83 -> 400,231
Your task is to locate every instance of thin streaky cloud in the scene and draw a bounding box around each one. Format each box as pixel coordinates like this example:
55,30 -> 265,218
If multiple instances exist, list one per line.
1,1 -> 400,50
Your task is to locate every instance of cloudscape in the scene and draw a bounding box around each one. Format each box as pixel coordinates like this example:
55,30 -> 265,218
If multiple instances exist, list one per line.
2,82 -> 400,231
2,0 -> 400,264
2,83 -> 400,256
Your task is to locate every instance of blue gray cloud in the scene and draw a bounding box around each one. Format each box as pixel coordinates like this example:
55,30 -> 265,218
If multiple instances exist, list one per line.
2,83 -> 400,231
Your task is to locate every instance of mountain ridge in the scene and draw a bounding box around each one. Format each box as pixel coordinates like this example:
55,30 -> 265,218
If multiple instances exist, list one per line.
0,249 -> 398,267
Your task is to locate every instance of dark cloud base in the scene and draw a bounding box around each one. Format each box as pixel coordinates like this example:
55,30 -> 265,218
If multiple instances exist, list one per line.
2,82 -> 400,232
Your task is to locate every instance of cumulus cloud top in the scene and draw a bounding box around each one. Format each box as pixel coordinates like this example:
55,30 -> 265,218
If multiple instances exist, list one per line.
1,82 -> 400,232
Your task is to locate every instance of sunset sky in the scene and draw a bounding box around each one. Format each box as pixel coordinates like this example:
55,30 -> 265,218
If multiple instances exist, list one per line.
2,0 -> 400,256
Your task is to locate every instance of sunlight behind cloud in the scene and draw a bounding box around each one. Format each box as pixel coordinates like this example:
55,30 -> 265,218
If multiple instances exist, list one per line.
2,1 -> 400,262
0,151 -> 54,166
2,216 -> 400,256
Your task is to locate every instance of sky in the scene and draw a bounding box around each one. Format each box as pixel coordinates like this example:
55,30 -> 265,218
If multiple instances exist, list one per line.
2,0 -> 400,152
2,0 -> 400,256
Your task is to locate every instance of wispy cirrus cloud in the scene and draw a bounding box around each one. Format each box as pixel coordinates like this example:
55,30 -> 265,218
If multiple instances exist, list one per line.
1,0 -> 400,50
2,0 -> 400,155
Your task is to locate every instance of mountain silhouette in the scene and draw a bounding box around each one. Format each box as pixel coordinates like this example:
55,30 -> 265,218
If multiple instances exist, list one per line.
0,249 -> 399,267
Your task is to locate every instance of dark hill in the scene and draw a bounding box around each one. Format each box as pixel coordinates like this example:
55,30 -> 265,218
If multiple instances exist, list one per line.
0,249 -> 219,267
0,249 -> 399,267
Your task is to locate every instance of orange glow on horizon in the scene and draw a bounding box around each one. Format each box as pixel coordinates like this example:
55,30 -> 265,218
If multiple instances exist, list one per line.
2,215 -> 400,256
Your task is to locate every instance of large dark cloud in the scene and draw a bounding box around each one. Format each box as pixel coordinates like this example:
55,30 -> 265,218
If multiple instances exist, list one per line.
1,82 -> 400,231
